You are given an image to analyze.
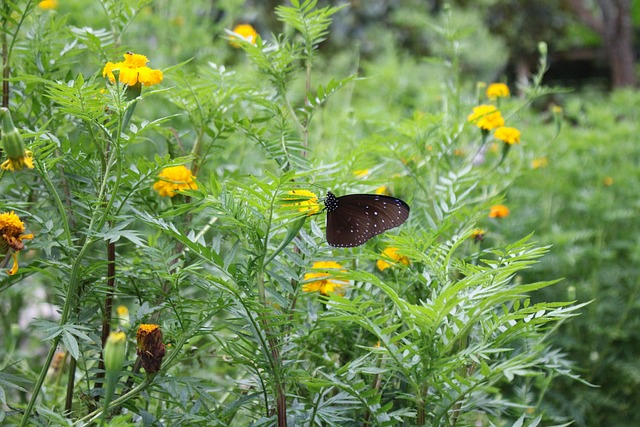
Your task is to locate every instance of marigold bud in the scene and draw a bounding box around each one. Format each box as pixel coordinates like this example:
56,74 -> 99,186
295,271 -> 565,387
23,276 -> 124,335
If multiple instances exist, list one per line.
104,331 -> 127,374
1,108 -> 26,160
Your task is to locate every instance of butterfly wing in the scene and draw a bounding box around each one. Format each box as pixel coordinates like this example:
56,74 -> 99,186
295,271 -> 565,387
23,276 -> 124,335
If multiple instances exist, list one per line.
325,193 -> 410,247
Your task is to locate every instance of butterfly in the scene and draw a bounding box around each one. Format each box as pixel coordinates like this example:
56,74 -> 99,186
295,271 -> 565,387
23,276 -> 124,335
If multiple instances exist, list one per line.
324,191 -> 410,247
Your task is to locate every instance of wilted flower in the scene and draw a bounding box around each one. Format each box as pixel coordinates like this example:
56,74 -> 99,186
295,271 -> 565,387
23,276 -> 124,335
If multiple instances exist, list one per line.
470,229 -> 486,243
103,52 -> 163,87
303,261 -> 346,295
376,247 -> 410,271
230,24 -> 258,47
153,165 -> 198,197
1,108 -> 34,172
136,324 -> 165,374
0,211 -> 34,275
468,105 -> 505,131
285,190 -> 320,216
486,83 -> 510,99
489,205 -> 510,218
494,126 -> 521,145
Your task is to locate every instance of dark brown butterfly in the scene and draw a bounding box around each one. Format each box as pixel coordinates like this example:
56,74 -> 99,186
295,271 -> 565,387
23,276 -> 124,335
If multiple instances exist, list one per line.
324,191 -> 410,247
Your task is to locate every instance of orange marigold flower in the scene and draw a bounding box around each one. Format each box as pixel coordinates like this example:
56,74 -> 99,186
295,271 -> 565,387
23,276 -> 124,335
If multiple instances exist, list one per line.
0,211 -> 34,275
136,324 -> 165,374
285,190 -> 320,216
303,261 -> 347,296
486,83 -> 510,99
494,126 -> 521,145
153,165 -> 198,197
103,52 -> 163,87
230,24 -> 258,47
489,205 -> 510,218
376,247 -> 410,271
468,105 -> 505,131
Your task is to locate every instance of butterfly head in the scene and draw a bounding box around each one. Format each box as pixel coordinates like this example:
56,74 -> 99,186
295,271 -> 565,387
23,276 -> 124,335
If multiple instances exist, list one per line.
324,191 -> 339,212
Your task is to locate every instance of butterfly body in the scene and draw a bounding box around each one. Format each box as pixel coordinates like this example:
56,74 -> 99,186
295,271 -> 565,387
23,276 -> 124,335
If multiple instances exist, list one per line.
324,191 -> 410,247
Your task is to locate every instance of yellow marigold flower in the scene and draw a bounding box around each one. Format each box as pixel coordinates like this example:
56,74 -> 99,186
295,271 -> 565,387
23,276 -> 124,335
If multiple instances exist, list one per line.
489,204 -> 510,219
532,157 -> 548,169
38,0 -> 57,9
374,185 -> 389,196
230,24 -> 258,47
376,247 -> 410,271
136,324 -> 166,374
494,126 -> 521,145
153,165 -> 198,197
486,83 -> 510,99
0,211 -> 34,275
103,52 -> 163,87
285,190 -> 320,216
354,169 -> 369,178
603,176 -> 614,186
470,228 -> 486,243
303,261 -> 346,296
467,105 -> 505,131
1,151 -> 34,172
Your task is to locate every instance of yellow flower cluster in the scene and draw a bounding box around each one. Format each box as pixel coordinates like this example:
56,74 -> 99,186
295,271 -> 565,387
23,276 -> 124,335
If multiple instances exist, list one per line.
468,82 -> 522,147
103,53 -> 163,87
153,166 -> 198,197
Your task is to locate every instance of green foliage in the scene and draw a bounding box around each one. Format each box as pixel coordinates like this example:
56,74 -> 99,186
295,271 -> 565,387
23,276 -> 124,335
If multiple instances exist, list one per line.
505,89 -> 640,427
0,1 -> 585,427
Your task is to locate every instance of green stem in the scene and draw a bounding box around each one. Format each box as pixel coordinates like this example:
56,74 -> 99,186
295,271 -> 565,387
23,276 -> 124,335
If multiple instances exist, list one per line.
20,125 -> 124,426
35,159 -> 73,247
